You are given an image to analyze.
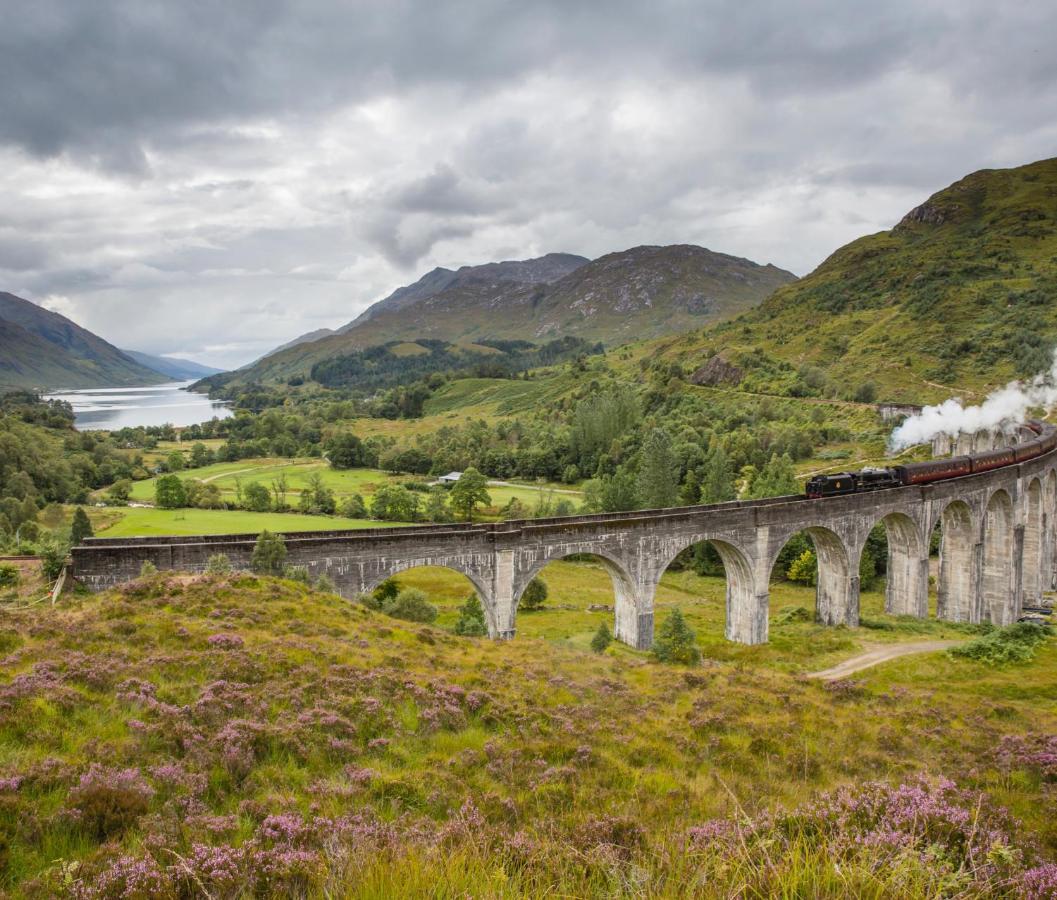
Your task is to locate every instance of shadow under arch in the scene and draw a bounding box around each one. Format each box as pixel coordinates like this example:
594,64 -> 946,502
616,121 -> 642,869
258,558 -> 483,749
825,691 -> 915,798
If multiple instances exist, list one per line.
935,499 -> 975,623
862,511 -> 928,619
654,537 -> 761,644
983,488 -> 1015,625
515,550 -> 642,647
768,526 -> 856,627
1023,477 -> 1044,605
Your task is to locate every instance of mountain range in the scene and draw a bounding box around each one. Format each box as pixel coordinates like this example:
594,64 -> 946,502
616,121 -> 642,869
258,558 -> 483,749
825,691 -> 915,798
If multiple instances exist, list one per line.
240,245 -> 797,384
0,292 -> 219,391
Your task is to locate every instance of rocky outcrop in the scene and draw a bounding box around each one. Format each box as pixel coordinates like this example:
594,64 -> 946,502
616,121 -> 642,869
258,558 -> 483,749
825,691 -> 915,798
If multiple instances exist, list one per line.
690,354 -> 743,387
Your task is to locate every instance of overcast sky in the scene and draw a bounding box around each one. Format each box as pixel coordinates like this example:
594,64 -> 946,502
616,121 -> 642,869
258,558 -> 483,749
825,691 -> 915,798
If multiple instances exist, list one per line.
1,1 -> 1055,369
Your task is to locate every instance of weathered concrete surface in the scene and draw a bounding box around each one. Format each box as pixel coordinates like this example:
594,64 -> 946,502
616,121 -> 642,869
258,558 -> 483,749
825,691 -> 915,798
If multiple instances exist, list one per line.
72,449 -> 1057,650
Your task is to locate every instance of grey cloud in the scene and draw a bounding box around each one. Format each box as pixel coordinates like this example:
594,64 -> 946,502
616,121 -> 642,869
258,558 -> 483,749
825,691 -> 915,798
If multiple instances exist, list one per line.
0,1 -> 1055,369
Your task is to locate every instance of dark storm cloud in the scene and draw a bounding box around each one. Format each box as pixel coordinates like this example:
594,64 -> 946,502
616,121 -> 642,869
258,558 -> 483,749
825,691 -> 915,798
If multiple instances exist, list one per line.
0,1 -> 1055,367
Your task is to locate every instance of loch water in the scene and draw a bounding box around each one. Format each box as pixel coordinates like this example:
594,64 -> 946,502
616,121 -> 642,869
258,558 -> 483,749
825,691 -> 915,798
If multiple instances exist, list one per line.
45,382 -> 233,430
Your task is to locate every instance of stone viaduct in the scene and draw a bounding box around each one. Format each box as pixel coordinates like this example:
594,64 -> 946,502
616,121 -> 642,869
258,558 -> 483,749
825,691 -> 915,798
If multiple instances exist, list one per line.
71,446 -> 1057,650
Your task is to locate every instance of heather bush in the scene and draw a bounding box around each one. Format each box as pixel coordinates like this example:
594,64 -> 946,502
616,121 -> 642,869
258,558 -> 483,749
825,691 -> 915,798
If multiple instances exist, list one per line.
139,559 -> 158,577
67,765 -> 155,839
205,553 -> 232,575
590,621 -> 612,653
383,588 -> 438,624
652,609 -> 700,665
951,621 -> 1050,665
453,593 -> 487,636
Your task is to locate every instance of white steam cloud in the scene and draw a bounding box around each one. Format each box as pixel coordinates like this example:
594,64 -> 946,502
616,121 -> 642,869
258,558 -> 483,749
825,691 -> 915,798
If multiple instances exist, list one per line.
888,350 -> 1057,452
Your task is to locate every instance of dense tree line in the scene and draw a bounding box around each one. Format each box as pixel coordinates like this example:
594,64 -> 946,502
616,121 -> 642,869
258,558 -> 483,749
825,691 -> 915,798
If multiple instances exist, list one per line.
0,393 -> 140,549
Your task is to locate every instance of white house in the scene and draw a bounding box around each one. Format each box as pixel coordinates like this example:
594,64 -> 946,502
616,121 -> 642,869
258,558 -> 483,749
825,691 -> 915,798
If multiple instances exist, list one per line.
437,471 -> 463,484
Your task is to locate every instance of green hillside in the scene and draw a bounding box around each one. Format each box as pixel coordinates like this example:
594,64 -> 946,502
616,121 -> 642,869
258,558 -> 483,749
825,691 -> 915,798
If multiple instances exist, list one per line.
0,572 -> 1054,895
0,292 -> 166,390
638,157 -> 1057,404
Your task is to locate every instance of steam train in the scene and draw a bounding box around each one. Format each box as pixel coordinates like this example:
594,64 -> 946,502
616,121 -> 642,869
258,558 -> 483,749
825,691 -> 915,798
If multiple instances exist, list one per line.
805,421 -> 1057,499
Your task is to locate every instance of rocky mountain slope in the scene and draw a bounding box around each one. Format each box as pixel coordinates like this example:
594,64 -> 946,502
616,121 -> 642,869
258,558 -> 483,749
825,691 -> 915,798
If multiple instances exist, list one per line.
641,156 -> 1057,403
239,246 -> 794,384
0,292 -> 166,390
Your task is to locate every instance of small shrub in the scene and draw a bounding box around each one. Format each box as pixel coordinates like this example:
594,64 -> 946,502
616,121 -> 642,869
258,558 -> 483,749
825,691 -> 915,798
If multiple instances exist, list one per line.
67,764 -> 154,839
950,622 -> 1050,666
251,530 -> 287,576
0,564 -> 18,589
40,540 -> 67,581
383,588 -> 438,624
356,592 -> 382,611
454,594 -> 487,636
652,609 -> 700,665
205,553 -> 232,575
590,621 -> 612,653
520,576 -> 548,611
139,560 -> 158,578
314,573 -> 336,593
284,565 -> 311,585
786,549 -> 817,586
372,578 -> 400,604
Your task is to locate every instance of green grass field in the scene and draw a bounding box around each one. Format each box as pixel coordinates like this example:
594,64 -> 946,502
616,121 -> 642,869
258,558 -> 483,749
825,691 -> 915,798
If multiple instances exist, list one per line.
392,560 -> 985,673
89,506 -> 395,537
119,458 -> 582,526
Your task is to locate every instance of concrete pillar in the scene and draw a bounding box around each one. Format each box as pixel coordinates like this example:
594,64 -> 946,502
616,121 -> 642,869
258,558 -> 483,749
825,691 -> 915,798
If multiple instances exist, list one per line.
954,433 -> 974,456
937,502 -> 977,622
488,549 -> 517,639
810,528 -> 858,626
1013,524 -> 1025,621
1022,481 -> 1043,606
615,576 -> 655,650
932,433 -> 953,457
713,539 -> 765,645
982,492 -> 1015,625
881,514 -> 929,618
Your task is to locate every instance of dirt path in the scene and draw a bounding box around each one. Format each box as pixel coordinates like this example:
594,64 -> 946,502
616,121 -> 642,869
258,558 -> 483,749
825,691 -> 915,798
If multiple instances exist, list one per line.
808,640 -> 965,681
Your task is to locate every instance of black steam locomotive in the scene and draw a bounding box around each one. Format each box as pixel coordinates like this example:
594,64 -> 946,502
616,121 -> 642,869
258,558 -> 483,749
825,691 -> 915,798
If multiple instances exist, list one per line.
805,421 -> 1057,499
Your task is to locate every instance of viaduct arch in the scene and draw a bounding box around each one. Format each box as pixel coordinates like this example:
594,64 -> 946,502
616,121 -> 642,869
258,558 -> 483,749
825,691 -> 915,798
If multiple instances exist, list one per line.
71,447 -> 1057,649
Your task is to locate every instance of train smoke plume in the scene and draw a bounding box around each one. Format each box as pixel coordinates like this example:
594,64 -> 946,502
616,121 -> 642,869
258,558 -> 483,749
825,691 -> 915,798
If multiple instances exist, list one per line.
888,349 -> 1057,452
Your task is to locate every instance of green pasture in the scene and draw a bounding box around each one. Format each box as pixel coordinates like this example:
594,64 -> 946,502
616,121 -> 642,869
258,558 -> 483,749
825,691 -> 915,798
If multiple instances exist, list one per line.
394,560 -> 985,674
123,457 -> 582,517
89,506 -> 397,537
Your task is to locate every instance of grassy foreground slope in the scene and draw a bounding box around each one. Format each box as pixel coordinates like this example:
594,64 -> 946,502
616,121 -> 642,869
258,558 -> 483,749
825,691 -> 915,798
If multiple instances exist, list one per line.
0,574 -> 1053,896
635,156 -> 1057,404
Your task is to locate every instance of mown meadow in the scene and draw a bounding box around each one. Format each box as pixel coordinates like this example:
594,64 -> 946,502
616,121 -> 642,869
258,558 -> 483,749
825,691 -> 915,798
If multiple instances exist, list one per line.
0,565 -> 1054,897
